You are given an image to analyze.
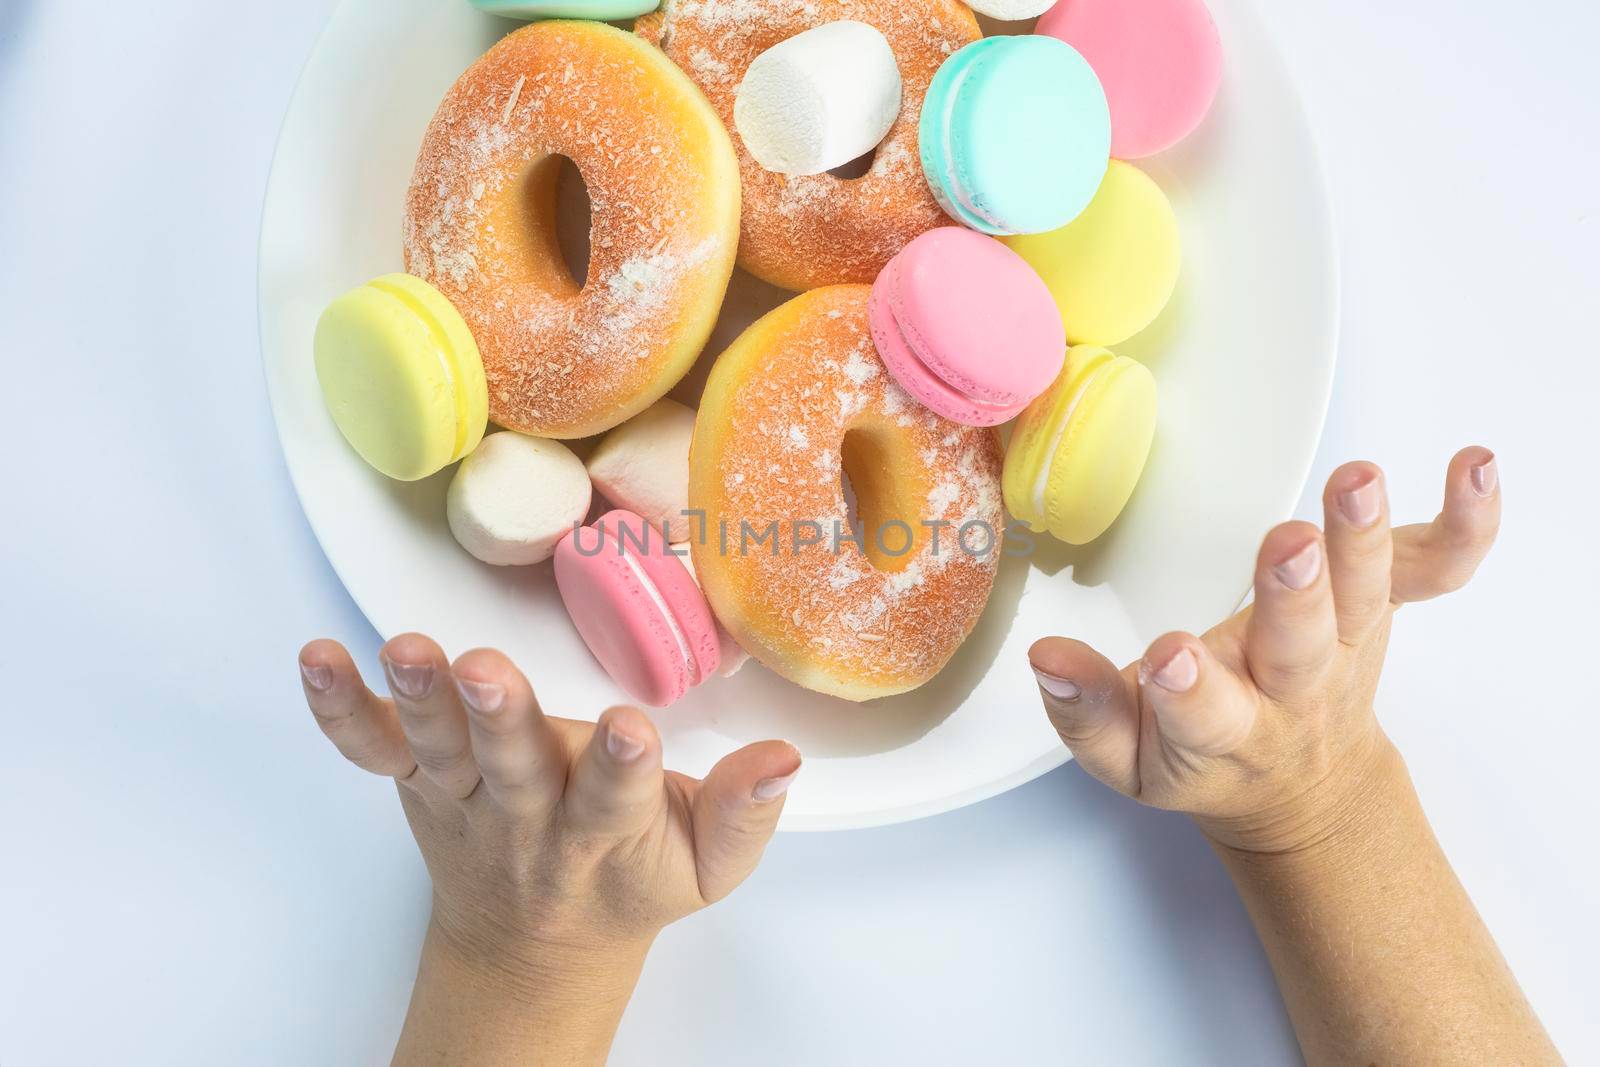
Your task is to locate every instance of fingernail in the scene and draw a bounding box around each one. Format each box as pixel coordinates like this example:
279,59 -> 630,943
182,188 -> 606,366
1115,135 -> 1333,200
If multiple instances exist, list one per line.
1338,477 -> 1383,528
1471,455 -> 1498,497
753,770 -> 799,802
300,661 -> 333,692
605,724 -> 645,763
1272,540 -> 1322,590
383,658 -> 434,699
1032,668 -> 1081,701
455,677 -> 505,714
1146,648 -> 1198,694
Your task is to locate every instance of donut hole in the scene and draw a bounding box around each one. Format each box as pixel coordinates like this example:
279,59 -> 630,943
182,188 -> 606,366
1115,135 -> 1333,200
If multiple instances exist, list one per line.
827,144 -> 879,181
840,423 -> 929,574
508,153 -> 593,292
552,156 -> 593,288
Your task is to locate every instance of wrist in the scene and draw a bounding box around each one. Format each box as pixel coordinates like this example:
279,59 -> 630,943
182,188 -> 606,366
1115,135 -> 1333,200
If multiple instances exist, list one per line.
395,917 -> 651,1067
1194,727 -> 1417,859
425,904 -> 653,1007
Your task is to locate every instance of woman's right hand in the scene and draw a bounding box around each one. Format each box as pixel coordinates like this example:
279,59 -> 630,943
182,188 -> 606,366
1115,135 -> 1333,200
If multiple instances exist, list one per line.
1028,447 -> 1500,852
1029,446 -> 1559,1066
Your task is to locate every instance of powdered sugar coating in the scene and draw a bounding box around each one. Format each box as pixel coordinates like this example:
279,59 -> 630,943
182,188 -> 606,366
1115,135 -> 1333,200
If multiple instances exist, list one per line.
637,0 -> 979,292
689,286 -> 1003,700
404,21 -> 739,438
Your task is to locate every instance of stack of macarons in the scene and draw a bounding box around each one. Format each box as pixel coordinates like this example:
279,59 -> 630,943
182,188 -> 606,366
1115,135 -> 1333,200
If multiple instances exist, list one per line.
857,0 -> 1217,545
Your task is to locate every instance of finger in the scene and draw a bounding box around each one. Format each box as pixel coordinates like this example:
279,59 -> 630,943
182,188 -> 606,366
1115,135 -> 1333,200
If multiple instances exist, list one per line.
563,705 -> 665,838
451,648 -> 569,815
1322,461 -> 1394,643
299,640 -> 416,779
689,740 -> 802,903
1028,638 -> 1140,796
1246,522 -> 1338,702
1138,633 -> 1259,757
1392,446 -> 1501,604
381,633 -> 479,798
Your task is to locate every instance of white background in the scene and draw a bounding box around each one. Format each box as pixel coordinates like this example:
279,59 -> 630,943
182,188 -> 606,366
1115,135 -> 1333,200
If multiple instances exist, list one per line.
1,1 -> 1595,1063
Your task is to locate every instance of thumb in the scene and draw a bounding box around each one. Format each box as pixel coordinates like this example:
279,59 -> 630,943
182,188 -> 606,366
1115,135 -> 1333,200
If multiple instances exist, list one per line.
689,740 -> 802,904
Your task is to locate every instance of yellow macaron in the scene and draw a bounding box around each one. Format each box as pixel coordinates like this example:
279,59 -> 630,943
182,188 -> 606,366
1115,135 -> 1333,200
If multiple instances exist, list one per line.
1005,160 -> 1180,347
1003,346 -> 1157,546
313,273 -> 488,481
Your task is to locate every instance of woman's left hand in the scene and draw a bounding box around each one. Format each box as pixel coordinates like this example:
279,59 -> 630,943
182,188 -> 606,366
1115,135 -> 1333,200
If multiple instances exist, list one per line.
298,635 -> 800,1066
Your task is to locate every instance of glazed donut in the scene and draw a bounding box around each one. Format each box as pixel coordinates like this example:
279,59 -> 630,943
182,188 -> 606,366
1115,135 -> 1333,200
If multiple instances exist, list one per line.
688,285 -> 1004,701
404,20 -> 740,439
637,0 -> 980,292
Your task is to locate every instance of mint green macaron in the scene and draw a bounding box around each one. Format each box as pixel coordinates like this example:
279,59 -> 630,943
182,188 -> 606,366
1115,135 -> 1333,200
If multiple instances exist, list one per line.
469,0 -> 659,19
919,35 -> 1112,237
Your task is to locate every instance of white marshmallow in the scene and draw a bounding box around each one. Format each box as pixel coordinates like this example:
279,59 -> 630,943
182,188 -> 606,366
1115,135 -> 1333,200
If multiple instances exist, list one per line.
447,432 -> 591,566
964,0 -> 1057,19
675,543 -> 752,677
585,398 -> 696,542
733,20 -> 902,177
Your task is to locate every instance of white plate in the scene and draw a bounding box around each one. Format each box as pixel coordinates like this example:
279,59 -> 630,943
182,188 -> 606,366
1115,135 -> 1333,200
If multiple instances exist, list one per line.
259,0 -> 1336,831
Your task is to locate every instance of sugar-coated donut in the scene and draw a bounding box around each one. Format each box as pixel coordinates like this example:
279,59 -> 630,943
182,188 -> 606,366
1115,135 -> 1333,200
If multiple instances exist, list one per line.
689,285 -> 1004,701
638,0 -> 981,292
1038,0 -> 1222,160
585,397 -> 696,541
405,20 -> 740,439
447,432 -> 592,566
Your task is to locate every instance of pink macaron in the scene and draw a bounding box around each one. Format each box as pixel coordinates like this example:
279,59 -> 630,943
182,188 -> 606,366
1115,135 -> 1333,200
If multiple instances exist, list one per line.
869,227 -> 1066,427
554,510 -> 721,707
1038,0 -> 1222,160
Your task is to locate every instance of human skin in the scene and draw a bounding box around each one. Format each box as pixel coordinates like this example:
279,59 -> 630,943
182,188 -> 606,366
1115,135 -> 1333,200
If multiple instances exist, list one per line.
297,636 -> 801,1065
1030,446 -> 1563,1065
298,446 -> 1560,1066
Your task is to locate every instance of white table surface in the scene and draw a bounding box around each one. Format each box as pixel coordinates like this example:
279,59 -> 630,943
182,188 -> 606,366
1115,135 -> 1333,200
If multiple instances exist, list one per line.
1,1 -> 1595,1063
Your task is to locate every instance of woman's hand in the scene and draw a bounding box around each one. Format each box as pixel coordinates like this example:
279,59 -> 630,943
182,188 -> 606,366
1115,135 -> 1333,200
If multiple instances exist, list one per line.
1032,447 -> 1559,1065
297,637 -> 800,1066
1029,446 -> 1500,852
